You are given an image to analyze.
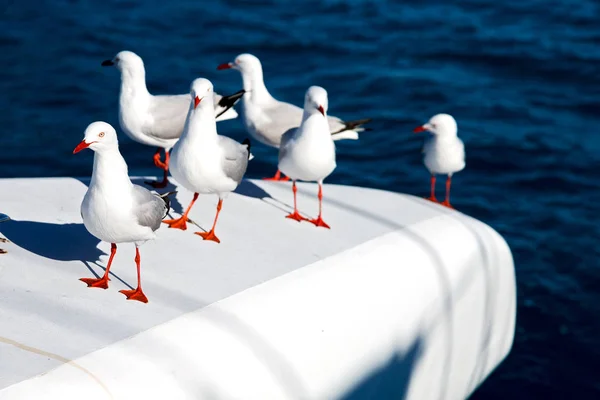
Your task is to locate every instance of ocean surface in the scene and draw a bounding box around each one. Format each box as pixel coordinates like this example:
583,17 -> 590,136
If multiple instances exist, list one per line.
1,0 -> 599,398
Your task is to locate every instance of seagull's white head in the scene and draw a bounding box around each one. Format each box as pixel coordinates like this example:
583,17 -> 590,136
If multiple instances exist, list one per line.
304,86 -> 328,117
414,113 -> 458,137
190,78 -> 214,110
102,50 -> 145,75
73,122 -> 118,154
217,53 -> 262,76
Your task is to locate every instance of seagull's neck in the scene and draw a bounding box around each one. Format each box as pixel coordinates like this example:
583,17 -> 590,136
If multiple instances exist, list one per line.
433,132 -> 459,143
90,148 -> 132,191
301,109 -> 326,124
298,112 -> 330,139
180,105 -> 218,143
301,109 -> 313,123
119,67 -> 150,101
241,68 -> 273,105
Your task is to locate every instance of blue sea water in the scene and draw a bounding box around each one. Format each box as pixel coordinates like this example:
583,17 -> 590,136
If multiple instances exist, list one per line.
1,0 -> 599,398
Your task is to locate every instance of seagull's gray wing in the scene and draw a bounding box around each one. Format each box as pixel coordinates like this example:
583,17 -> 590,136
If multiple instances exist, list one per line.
278,127 -> 297,162
145,94 -> 190,140
132,185 -> 169,232
219,136 -> 249,185
262,100 -> 361,144
264,100 -> 303,124
327,115 -> 347,133
256,101 -> 304,146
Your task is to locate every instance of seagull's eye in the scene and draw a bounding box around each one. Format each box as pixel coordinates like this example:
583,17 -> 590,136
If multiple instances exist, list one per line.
98,132 -> 105,138
431,124 -> 437,129
114,57 -> 120,63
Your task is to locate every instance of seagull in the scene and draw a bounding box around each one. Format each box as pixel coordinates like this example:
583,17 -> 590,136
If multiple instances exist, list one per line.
413,113 -> 465,208
217,53 -> 370,181
164,78 -> 251,243
102,50 -> 245,189
73,121 -> 174,303
278,86 -> 336,229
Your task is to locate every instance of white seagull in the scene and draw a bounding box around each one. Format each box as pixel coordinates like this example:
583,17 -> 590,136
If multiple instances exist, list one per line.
102,50 -> 244,188
164,78 -> 251,243
413,113 -> 465,208
278,86 -> 336,229
217,53 -> 370,181
73,121 -> 174,303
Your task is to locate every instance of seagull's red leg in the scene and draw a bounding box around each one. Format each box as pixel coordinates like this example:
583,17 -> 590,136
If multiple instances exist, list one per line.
309,182 -> 330,229
80,243 -> 116,289
152,148 -> 168,170
119,247 -> 148,303
163,192 -> 198,230
146,149 -> 170,188
286,180 -> 307,222
426,175 -> 438,202
440,175 -> 454,209
195,199 -> 223,243
263,169 -> 291,182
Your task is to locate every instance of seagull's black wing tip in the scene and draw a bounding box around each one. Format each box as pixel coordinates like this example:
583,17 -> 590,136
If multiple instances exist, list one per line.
218,89 -> 245,107
158,191 -> 177,218
242,138 -> 252,159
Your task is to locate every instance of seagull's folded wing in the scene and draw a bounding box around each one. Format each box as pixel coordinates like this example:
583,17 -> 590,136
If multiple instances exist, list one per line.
132,185 -> 168,231
145,94 -> 190,141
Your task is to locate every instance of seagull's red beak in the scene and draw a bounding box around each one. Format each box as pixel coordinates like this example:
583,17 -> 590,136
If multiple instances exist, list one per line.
318,105 -> 325,116
194,96 -> 201,109
217,62 -> 233,70
73,140 -> 91,154
413,125 -> 427,134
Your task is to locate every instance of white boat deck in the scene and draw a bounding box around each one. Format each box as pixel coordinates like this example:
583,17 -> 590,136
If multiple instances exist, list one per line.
0,177 -> 516,400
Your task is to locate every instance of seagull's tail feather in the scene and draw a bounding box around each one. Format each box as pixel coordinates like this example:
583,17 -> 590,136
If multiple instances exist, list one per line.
219,89 -> 245,107
331,118 -> 373,141
242,138 -> 253,160
157,191 -> 177,218
216,89 -> 245,121
336,118 -> 373,134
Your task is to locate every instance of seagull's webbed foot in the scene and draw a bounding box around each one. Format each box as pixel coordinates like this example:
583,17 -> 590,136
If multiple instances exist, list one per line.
163,216 -> 189,230
79,276 -> 110,289
195,230 -> 221,243
119,287 -> 148,303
